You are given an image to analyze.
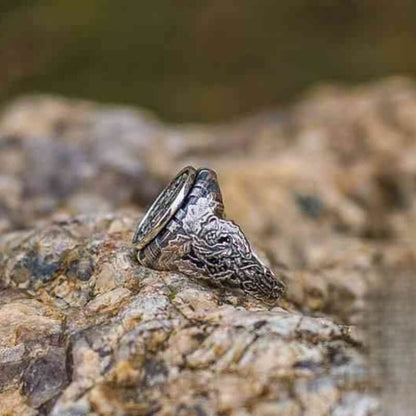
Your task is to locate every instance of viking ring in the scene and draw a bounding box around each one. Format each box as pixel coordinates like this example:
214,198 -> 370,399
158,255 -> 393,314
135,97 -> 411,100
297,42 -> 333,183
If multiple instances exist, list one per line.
133,166 -> 285,301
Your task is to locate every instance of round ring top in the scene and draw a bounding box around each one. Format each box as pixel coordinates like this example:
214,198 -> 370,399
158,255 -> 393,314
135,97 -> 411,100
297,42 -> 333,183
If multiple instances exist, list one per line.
133,166 -> 197,249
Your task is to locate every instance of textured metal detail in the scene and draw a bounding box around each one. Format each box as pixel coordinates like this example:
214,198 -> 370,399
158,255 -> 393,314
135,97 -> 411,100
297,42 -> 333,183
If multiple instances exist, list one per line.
133,166 -> 196,249
134,168 -> 285,301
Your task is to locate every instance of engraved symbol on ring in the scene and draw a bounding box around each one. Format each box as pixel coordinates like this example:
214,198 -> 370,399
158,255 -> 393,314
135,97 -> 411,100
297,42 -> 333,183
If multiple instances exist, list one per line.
133,167 -> 285,301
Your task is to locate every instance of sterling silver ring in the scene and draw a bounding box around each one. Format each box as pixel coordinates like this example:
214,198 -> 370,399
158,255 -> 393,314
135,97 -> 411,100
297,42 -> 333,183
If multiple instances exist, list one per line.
133,166 -> 285,301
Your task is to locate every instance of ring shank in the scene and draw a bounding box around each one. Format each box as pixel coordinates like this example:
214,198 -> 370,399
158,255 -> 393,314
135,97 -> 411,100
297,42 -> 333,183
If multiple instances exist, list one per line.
135,168 -> 285,301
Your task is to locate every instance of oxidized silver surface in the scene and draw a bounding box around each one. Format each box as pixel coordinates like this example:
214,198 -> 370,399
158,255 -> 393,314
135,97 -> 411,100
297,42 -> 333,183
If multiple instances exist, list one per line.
133,167 -> 285,301
133,166 -> 196,249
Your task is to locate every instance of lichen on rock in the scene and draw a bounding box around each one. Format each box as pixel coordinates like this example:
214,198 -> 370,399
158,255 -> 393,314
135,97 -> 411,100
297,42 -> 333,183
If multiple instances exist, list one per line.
3,78 -> 416,414
0,213 -> 376,415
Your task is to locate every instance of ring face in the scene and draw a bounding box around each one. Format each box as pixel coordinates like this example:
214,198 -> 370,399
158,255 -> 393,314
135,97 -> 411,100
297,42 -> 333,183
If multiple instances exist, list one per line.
133,167 -> 285,301
133,166 -> 196,249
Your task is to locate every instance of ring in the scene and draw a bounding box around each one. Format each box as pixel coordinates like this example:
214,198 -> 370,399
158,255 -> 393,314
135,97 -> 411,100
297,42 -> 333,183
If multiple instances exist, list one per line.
133,166 -> 285,301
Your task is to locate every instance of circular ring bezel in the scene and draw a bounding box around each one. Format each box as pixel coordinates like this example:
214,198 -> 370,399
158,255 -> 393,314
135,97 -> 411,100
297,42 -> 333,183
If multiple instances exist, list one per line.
133,166 -> 197,249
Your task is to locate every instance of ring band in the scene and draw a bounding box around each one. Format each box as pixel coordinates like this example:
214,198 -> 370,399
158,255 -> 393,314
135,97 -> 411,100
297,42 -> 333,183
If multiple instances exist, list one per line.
133,167 -> 285,301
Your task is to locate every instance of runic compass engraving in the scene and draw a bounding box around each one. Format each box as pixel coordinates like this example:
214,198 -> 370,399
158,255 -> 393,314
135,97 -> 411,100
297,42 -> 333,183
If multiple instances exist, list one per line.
133,167 -> 285,301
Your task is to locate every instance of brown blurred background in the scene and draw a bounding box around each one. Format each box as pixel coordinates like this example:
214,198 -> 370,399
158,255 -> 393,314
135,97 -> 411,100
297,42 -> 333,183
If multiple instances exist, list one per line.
1,0 -> 416,122
1,3 -> 416,414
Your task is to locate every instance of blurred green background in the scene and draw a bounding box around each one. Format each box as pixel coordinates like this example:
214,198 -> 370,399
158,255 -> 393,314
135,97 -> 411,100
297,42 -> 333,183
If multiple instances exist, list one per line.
1,0 -> 416,122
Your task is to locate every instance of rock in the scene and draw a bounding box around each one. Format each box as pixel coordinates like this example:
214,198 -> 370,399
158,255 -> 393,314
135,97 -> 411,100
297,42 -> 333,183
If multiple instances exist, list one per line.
22,347 -> 68,408
2,77 -> 416,414
0,213 -> 375,415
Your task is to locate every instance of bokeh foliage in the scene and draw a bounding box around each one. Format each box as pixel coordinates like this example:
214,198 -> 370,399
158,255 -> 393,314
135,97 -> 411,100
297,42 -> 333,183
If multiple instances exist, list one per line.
1,0 -> 416,121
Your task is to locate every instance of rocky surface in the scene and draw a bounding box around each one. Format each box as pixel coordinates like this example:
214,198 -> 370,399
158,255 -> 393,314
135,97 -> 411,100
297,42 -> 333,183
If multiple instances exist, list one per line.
0,213 -> 378,416
1,77 -> 416,414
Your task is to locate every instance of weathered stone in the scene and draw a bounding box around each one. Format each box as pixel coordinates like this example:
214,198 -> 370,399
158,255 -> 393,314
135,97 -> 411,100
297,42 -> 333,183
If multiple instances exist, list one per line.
2,78 -> 416,414
0,213 -> 375,415
22,347 -> 68,408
